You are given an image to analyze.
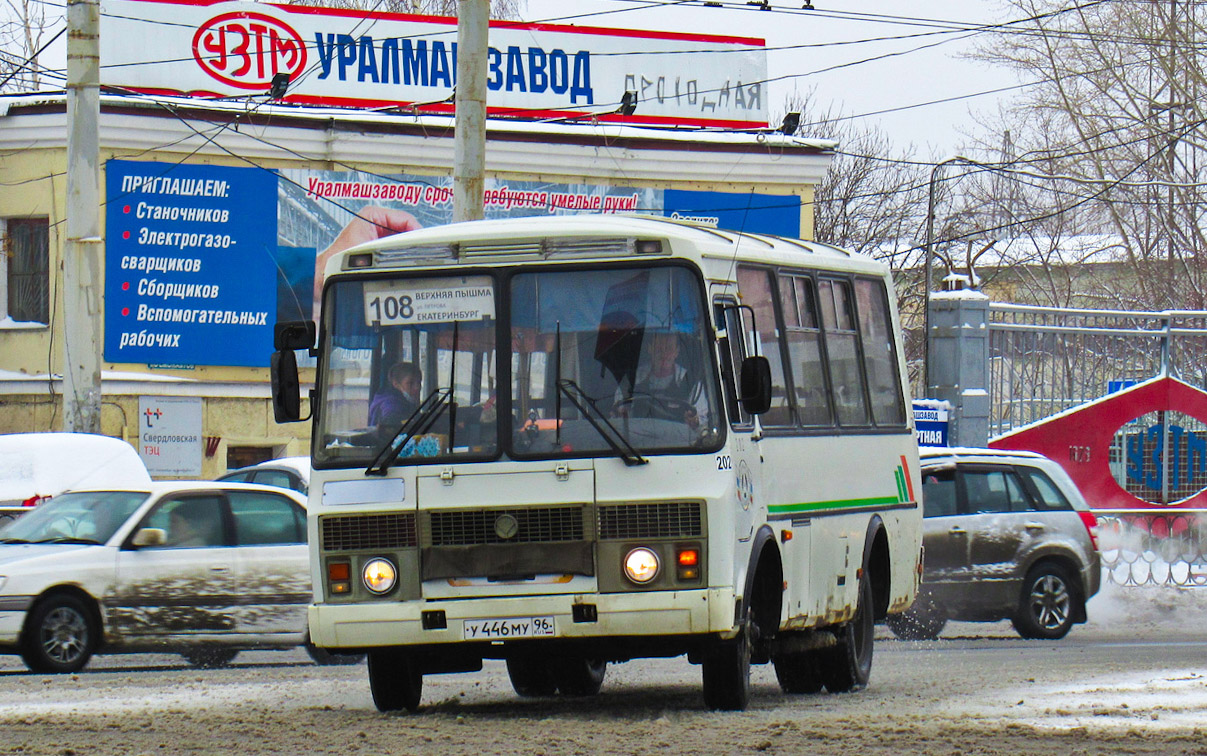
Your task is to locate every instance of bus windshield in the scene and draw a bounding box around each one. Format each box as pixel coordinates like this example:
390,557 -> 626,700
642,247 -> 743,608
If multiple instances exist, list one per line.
314,263 -> 721,467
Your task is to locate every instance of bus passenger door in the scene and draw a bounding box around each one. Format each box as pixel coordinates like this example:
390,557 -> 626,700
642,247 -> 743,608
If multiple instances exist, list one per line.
713,294 -> 761,548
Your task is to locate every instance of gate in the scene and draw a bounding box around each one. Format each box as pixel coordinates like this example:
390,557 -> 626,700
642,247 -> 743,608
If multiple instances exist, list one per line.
988,304 -> 1207,437
987,303 -> 1207,586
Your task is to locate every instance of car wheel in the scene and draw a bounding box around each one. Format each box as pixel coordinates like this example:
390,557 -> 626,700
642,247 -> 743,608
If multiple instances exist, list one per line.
368,649 -> 422,712
182,647 -> 239,669
506,655 -> 558,697
1012,563 -> 1077,640
885,593 -> 948,641
21,594 -> 98,673
552,657 -> 607,697
701,603 -> 752,711
305,642 -> 365,666
818,576 -> 874,693
772,645 -> 824,694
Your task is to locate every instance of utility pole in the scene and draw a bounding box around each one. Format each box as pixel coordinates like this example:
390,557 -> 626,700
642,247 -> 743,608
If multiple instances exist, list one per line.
453,0 -> 488,222
63,0 -> 103,432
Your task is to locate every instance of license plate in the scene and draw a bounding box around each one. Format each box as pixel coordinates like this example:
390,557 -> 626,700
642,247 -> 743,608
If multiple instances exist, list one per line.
462,616 -> 556,640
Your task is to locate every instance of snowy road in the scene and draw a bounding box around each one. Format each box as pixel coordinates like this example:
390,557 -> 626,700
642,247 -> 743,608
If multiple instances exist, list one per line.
0,585 -> 1204,755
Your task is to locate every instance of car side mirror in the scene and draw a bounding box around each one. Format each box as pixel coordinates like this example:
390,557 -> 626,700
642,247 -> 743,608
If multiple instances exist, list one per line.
132,527 -> 166,548
739,355 -> 772,415
271,321 -> 316,424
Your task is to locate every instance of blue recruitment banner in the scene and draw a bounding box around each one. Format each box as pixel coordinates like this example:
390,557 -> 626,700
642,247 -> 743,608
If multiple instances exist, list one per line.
105,160 -> 279,367
663,189 -> 800,238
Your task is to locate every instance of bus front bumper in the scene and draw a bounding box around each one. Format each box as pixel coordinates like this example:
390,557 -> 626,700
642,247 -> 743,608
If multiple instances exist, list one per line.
309,588 -> 734,650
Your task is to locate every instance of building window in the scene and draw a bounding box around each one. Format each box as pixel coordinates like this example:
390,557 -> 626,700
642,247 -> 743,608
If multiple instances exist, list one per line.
4,218 -> 50,323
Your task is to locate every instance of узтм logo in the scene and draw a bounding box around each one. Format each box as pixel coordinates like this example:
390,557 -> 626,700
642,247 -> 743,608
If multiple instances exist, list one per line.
192,11 -> 307,91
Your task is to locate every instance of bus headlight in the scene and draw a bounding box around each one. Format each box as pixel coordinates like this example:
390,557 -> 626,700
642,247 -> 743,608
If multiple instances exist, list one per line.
623,547 -> 660,584
362,558 -> 398,594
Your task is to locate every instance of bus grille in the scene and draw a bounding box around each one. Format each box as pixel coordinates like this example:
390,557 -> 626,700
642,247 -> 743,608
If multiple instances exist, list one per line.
428,506 -> 584,546
321,513 -> 417,551
598,502 -> 703,539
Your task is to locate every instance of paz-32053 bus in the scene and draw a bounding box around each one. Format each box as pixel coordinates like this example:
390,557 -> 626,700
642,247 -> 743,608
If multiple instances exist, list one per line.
271,214 -> 922,712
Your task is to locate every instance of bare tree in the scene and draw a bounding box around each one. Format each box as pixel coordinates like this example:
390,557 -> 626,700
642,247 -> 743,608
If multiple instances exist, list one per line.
0,0 -> 61,92
970,0 -> 1207,310
289,0 -> 526,19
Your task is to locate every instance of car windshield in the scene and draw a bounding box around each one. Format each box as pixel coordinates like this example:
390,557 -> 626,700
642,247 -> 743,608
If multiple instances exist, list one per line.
314,263 -> 720,467
0,491 -> 149,544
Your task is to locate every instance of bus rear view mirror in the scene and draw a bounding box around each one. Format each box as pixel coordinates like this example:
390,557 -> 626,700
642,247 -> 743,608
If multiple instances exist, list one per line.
271,320 -> 315,424
271,347 -> 304,423
739,355 -> 772,415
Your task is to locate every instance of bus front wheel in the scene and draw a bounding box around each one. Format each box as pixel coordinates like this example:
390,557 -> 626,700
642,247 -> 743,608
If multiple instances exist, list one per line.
368,649 -> 422,712
701,605 -> 752,711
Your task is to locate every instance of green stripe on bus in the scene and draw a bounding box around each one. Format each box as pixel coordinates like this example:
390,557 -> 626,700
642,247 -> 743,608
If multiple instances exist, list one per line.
768,495 -> 901,514
894,467 -> 906,502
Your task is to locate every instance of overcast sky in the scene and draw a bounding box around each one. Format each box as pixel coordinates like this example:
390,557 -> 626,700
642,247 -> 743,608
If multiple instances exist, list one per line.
523,0 -> 1021,156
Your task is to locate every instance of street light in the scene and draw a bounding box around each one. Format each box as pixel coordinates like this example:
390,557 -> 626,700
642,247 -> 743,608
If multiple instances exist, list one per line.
923,155 -> 972,395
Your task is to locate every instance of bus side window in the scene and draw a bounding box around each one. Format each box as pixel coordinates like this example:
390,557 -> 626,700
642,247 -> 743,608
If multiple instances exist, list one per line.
855,277 -> 906,426
736,266 -> 793,427
819,278 -> 870,426
779,274 -> 832,427
713,300 -> 750,426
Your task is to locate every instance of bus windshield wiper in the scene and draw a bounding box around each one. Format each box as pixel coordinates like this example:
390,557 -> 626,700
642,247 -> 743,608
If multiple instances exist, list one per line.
33,537 -> 102,545
366,387 -> 455,476
0,538 -> 32,544
557,379 -> 647,466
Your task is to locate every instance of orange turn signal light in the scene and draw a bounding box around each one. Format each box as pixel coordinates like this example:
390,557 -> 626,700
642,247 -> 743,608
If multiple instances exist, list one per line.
677,549 -> 699,567
328,561 -> 350,581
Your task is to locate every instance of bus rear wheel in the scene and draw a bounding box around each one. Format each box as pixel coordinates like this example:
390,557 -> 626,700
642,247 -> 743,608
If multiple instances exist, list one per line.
819,576 -> 874,693
368,649 -> 422,712
553,657 -> 607,696
506,655 -> 558,697
701,605 -> 752,711
773,645 -> 824,694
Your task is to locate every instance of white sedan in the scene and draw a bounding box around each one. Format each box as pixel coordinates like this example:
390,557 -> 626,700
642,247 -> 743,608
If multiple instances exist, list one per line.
0,481 -> 357,672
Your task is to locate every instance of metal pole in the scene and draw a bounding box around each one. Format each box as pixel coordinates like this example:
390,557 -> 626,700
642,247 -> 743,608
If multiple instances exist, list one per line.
454,0 -> 488,223
923,156 -> 974,396
63,0 -> 103,432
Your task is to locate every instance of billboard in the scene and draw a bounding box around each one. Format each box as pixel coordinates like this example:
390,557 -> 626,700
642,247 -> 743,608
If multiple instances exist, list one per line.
105,159 -> 799,368
105,159 -> 279,367
99,0 -> 769,128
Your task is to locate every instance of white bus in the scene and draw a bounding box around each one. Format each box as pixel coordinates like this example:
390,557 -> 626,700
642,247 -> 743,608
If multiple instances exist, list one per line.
271,214 -> 922,712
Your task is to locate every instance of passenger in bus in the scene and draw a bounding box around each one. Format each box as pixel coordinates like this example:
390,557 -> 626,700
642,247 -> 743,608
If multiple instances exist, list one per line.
368,363 -> 423,428
614,331 -> 708,429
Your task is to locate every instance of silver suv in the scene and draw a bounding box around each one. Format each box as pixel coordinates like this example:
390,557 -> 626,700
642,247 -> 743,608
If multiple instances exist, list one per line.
888,448 -> 1101,640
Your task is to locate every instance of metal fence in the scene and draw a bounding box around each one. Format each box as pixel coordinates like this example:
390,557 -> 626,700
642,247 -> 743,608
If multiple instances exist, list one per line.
987,304 -> 1207,437
1097,509 -> 1207,587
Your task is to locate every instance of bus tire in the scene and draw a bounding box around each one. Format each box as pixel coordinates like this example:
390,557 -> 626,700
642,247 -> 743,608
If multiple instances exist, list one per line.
701,604 -> 752,711
506,655 -> 558,697
819,576 -> 874,693
368,649 -> 422,712
772,647 -> 824,694
553,657 -> 607,696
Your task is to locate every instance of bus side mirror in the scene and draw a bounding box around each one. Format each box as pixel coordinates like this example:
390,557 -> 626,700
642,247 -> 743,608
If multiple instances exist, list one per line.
739,355 -> 772,415
271,321 -> 316,424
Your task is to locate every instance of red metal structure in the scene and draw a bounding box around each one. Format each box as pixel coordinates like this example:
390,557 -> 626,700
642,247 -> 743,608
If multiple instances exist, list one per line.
990,376 -> 1207,510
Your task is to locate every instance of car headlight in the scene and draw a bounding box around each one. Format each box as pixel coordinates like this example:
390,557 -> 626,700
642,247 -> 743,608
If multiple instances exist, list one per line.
623,547 -> 660,584
362,558 -> 397,595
